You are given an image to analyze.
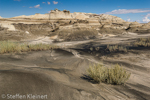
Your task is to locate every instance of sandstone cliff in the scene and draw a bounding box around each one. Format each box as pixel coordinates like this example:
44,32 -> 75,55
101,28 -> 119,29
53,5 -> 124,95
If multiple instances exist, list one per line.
0,9 -> 150,41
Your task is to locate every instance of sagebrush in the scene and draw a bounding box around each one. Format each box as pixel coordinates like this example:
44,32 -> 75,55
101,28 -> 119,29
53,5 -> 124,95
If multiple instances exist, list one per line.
134,38 -> 150,47
87,64 -> 131,85
107,45 -> 127,52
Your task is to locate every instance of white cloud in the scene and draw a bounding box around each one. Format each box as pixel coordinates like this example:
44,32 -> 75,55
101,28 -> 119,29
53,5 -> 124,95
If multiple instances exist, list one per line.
42,2 -> 46,4
143,17 -> 150,23
34,4 -> 40,8
47,1 -> 50,5
53,1 -> 58,4
143,14 -> 150,23
127,18 -> 131,22
29,7 -> 33,8
105,9 -> 150,14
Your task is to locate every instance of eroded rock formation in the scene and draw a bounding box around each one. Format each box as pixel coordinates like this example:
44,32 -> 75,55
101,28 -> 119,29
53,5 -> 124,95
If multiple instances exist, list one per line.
0,9 -> 150,41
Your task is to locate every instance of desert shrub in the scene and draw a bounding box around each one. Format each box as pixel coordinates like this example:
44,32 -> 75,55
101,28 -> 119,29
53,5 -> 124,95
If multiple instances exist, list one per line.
134,38 -> 150,47
88,64 -> 107,83
90,47 -> 93,51
87,64 -> 131,85
106,64 -> 131,85
0,41 -> 58,54
107,45 -> 127,52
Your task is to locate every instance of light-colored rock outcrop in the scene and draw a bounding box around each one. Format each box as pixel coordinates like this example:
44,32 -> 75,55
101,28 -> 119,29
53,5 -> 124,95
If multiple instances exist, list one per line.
1,9 -> 150,41
0,16 -> 3,19
50,10 -> 90,20
99,14 -> 125,24
11,10 -> 126,26
141,22 -> 150,29
13,14 -> 49,19
0,21 -> 16,31
87,18 -> 101,26
75,14 -> 89,20
50,10 -> 72,19
129,21 -> 142,28
127,21 -> 150,33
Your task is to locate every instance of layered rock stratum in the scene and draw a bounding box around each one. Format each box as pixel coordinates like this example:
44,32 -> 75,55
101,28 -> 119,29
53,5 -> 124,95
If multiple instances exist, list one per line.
0,9 -> 150,41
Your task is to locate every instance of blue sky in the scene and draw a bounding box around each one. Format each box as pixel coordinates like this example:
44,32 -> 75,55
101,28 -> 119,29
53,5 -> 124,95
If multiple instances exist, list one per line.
0,0 -> 150,23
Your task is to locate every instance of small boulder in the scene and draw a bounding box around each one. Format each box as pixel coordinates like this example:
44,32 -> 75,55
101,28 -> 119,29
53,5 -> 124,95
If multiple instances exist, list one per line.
25,31 -> 30,34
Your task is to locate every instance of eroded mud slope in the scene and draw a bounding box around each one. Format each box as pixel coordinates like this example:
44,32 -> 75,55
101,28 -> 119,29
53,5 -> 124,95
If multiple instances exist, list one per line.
0,34 -> 150,100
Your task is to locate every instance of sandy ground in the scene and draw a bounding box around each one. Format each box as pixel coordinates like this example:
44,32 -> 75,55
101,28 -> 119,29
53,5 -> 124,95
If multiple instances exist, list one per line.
0,33 -> 150,100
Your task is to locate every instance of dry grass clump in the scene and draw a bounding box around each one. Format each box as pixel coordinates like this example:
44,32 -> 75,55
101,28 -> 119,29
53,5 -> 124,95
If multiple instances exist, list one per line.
20,43 -> 29,52
107,45 -> 127,52
28,43 -> 57,51
0,41 -> 20,53
87,64 -> 130,85
134,38 -> 150,47
0,41 -> 58,54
